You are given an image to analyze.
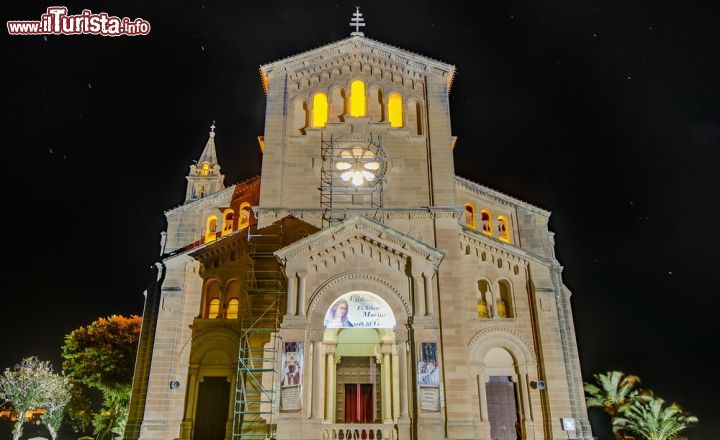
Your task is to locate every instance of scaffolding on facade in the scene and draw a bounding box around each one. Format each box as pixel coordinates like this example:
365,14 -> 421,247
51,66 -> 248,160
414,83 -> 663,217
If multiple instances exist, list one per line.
320,133 -> 387,228
231,225 -> 285,440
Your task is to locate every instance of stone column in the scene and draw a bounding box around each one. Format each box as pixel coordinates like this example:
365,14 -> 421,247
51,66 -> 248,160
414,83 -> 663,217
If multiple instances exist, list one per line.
286,272 -> 297,316
423,272 -> 434,316
180,365 -> 199,439
382,344 -> 393,424
311,337 -> 324,420
297,271 -> 307,317
398,340 -> 409,418
324,344 -> 337,423
412,273 -> 425,317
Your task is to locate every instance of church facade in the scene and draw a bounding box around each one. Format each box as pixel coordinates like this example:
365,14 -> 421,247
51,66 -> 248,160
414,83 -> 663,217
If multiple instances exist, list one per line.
125,32 -> 592,440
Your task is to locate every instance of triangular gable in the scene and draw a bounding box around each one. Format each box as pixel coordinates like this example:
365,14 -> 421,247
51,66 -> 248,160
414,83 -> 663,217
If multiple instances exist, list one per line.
274,215 -> 444,268
259,35 -> 456,93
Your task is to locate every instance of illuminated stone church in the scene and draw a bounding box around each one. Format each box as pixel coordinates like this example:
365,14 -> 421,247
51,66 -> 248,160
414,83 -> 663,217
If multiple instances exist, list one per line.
125,16 -> 592,440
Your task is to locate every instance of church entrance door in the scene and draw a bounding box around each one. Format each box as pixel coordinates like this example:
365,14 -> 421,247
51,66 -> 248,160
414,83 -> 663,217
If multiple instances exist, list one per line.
486,376 -> 520,440
344,383 -> 374,423
193,376 -> 230,440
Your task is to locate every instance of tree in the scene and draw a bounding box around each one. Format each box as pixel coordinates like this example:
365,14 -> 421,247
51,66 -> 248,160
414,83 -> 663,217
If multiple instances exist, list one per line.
584,371 -> 642,438
0,357 -> 72,440
62,315 -> 142,439
615,395 -> 698,440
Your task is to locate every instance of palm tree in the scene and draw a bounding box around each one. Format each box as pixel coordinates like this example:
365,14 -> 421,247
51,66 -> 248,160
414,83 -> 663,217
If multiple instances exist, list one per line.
584,371 -> 641,438
614,395 -> 698,440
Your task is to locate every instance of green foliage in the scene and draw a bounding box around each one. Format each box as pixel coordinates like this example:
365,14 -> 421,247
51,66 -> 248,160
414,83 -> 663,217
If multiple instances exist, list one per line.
615,395 -> 698,440
62,315 -> 141,439
0,357 -> 71,440
584,371 -> 641,418
585,371 -> 698,440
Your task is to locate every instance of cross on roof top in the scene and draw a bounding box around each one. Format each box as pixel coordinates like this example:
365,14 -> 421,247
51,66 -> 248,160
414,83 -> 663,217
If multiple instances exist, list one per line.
350,6 -> 365,37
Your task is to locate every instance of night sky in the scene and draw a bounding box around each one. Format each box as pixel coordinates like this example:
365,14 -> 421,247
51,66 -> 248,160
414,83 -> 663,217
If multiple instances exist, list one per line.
3,1 -> 719,438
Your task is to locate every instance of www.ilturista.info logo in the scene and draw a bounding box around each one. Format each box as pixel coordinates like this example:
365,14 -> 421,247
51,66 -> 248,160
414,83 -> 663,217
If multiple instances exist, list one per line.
7,6 -> 150,36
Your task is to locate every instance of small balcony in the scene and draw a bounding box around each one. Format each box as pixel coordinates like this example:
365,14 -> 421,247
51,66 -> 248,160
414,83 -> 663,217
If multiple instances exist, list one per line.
322,423 -> 397,440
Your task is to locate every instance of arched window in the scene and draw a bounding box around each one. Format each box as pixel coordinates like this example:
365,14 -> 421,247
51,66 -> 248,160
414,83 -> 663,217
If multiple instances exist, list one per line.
205,215 -> 218,243
350,80 -> 366,117
199,185 -> 206,198
238,202 -> 251,230
226,298 -> 240,319
368,87 -> 384,121
497,280 -> 513,318
497,216 -> 510,243
200,162 -> 210,176
388,93 -> 403,128
481,210 -> 493,236
330,87 -> 346,122
465,203 -> 476,229
312,92 -> 328,128
477,279 -> 491,318
407,99 -> 423,135
207,298 -> 220,319
221,209 -> 234,237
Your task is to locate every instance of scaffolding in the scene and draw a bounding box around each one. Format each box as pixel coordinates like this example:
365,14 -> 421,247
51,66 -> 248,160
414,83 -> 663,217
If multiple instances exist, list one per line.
231,225 -> 285,440
320,133 -> 387,228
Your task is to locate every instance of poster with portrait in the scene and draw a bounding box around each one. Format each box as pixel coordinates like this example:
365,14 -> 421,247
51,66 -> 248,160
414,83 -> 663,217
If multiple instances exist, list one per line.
280,341 -> 303,411
323,291 -> 396,329
418,342 -> 440,411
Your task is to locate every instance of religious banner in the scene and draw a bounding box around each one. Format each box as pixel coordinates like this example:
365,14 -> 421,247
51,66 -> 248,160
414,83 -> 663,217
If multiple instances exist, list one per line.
418,342 -> 440,411
280,341 -> 303,411
324,291 -> 396,328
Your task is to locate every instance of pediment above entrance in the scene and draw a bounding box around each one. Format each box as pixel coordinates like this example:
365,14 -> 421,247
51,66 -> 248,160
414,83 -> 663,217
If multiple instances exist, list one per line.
274,215 -> 444,275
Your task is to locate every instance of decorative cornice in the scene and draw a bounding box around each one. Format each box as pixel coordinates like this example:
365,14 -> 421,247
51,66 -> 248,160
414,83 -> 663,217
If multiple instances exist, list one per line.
165,176 -> 260,217
455,175 -> 550,217
255,207 -> 457,221
459,228 -> 553,267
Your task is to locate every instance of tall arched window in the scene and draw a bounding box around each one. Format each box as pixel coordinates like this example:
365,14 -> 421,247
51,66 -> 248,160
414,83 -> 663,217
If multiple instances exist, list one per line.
312,92 -> 328,128
465,203 -> 476,229
388,93 -> 403,128
200,163 -> 210,176
226,298 -> 240,319
350,80 -> 366,117
497,280 -> 513,318
477,279 -> 491,318
407,99 -> 423,135
481,210 -> 493,236
238,202 -> 251,230
205,215 -> 218,243
221,209 -> 234,237
293,99 -> 309,134
497,216 -> 510,243
207,299 -> 220,319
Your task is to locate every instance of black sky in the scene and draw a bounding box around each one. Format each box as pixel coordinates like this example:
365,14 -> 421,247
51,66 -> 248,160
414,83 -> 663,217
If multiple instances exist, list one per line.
2,1 -> 719,438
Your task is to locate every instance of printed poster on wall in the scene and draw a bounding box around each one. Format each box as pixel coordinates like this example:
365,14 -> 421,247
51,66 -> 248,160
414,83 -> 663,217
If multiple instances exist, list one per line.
280,341 -> 303,411
418,342 -> 440,411
323,291 -> 396,329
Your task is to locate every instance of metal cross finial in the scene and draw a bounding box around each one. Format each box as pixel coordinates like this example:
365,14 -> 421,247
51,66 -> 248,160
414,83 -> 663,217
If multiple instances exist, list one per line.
350,6 -> 365,37
210,120 -> 216,132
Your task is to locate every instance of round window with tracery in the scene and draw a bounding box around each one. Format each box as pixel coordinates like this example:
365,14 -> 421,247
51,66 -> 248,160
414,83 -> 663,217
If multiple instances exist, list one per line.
335,147 -> 382,186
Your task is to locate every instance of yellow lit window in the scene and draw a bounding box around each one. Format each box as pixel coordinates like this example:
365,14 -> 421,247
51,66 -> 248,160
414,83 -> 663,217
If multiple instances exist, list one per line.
207,298 -> 220,319
497,280 -> 513,318
221,209 -> 234,236
481,210 -> 493,236
498,216 -> 510,243
201,163 -> 210,176
464,203 -> 476,229
312,93 -> 328,128
350,80 -> 366,117
226,298 -> 240,319
205,215 -> 218,243
238,203 -> 251,230
388,93 -> 403,127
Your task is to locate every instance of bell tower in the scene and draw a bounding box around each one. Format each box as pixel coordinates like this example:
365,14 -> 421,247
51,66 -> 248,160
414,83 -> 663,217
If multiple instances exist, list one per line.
185,122 -> 225,202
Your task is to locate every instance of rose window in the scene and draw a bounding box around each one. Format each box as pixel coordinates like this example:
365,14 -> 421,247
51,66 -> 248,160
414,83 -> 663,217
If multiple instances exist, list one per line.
335,147 -> 381,186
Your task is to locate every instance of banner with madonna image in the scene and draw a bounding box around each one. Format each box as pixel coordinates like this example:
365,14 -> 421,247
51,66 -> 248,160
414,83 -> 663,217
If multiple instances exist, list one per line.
280,341 -> 303,411
418,342 -> 440,411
